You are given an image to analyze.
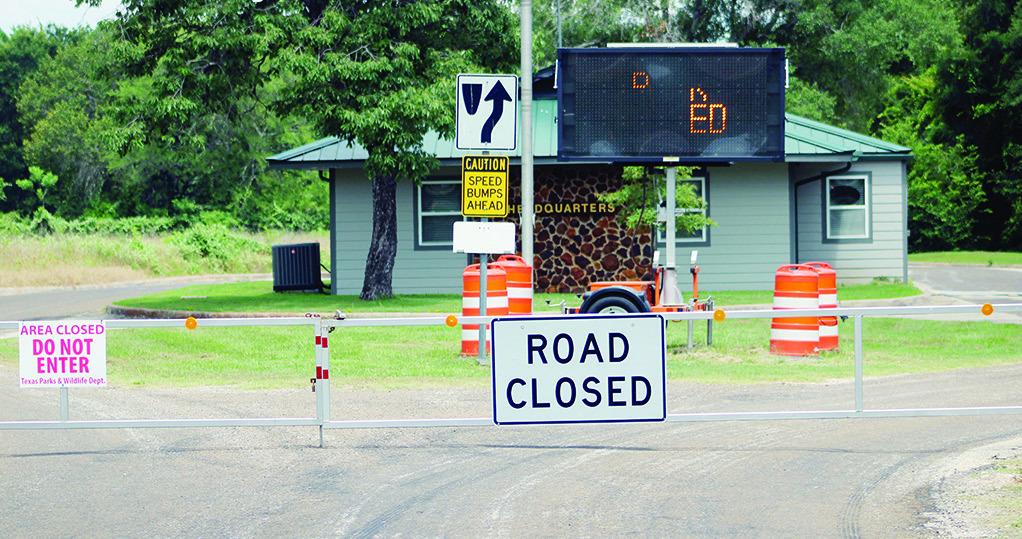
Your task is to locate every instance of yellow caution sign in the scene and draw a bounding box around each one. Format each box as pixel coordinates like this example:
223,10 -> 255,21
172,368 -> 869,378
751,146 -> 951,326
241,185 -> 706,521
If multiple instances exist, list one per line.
462,155 -> 509,218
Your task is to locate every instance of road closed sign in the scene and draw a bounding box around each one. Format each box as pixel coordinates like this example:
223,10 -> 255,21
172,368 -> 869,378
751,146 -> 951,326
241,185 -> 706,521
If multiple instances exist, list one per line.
19,321 -> 107,388
490,314 -> 666,425
462,155 -> 509,218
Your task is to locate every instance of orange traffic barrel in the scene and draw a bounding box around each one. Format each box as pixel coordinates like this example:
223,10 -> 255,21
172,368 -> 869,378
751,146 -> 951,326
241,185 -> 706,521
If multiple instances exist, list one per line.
804,261 -> 838,351
494,254 -> 534,315
770,264 -> 820,356
462,263 -> 508,356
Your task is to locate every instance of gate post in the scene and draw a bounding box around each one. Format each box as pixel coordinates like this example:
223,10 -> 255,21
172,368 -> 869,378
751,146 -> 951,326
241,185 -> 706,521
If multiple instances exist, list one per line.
320,320 -> 332,445
314,320 -> 325,447
59,386 -> 69,421
854,315 -> 863,413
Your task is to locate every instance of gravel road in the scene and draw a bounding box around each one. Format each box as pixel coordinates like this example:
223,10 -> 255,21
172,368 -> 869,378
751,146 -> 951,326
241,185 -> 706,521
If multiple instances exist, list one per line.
3,362 -> 1022,537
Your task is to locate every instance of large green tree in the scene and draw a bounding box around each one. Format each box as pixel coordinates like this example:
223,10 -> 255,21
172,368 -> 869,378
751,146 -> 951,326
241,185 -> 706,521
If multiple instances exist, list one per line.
271,0 -> 518,299
0,26 -> 80,211
937,0 -> 1022,248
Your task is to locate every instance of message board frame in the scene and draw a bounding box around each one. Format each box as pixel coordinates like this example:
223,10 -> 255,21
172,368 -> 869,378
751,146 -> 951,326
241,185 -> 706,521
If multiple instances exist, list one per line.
557,46 -> 786,163
490,314 -> 667,426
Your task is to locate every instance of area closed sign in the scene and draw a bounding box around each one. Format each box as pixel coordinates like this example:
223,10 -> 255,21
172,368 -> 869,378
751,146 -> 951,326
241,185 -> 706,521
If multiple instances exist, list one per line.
19,321 -> 107,388
490,314 -> 667,425
462,155 -> 508,218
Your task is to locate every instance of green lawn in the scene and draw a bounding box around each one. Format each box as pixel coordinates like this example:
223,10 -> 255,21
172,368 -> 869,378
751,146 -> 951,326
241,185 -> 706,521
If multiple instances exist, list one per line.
112,280 -> 921,314
909,250 -> 1022,266
2,316 -> 1017,388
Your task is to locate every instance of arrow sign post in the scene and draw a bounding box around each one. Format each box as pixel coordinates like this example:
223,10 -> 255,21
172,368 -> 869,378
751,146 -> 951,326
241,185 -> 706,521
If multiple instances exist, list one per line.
456,74 -> 518,151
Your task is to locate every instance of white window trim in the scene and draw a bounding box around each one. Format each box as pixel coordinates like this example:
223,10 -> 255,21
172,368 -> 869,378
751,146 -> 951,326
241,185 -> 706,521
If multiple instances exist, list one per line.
659,176 -> 707,244
825,174 -> 870,240
417,179 -> 461,247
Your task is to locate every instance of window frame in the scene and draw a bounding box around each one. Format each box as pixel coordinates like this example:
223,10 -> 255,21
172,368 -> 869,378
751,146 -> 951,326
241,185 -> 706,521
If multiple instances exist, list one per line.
823,173 -> 872,243
414,178 -> 462,250
657,173 -> 711,248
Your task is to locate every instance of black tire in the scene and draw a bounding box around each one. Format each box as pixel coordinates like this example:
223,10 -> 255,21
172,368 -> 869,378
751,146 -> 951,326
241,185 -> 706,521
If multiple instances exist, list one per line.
584,295 -> 641,314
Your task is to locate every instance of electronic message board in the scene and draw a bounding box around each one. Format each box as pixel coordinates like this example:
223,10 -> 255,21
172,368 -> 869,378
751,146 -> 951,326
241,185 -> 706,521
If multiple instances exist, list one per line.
557,47 -> 786,163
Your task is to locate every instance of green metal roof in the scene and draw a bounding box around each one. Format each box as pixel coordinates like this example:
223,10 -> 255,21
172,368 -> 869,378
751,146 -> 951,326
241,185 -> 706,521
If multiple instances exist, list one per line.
268,101 -> 911,169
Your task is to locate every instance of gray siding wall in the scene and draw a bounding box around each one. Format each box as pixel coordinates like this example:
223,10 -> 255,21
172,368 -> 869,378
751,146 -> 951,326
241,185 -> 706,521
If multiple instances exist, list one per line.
668,163 -> 791,291
793,160 -> 907,284
332,162 -> 802,294
332,167 -> 465,295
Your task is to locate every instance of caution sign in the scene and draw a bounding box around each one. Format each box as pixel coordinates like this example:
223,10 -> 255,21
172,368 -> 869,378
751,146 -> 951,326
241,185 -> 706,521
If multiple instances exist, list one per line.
490,314 -> 667,425
462,155 -> 509,218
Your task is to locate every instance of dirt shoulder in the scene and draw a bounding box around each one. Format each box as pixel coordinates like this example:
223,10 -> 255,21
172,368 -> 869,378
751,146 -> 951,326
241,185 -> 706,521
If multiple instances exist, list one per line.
921,437 -> 1022,536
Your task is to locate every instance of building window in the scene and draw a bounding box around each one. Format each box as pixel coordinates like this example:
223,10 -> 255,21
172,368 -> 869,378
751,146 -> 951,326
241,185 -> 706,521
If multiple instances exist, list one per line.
417,180 -> 461,247
659,176 -> 708,244
825,175 -> 870,240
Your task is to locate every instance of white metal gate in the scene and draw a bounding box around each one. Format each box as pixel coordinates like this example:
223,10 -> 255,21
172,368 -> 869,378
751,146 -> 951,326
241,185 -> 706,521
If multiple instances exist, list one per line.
2,303 -> 1020,447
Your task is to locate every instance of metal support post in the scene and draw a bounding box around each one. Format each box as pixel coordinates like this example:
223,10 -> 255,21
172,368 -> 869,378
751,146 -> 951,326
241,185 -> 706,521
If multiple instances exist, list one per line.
520,0 -> 535,267
707,319 -> 713,346
854,315 -> 863,413
59,387 -> 69,421
478,244 -> 488,366
687,320 -> 694,351
659,167 -> 683,306
665,167 -> 677,270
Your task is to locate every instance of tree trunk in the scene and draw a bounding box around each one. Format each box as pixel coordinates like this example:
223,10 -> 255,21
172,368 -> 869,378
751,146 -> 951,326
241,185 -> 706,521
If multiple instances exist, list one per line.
360,172 -> 397,300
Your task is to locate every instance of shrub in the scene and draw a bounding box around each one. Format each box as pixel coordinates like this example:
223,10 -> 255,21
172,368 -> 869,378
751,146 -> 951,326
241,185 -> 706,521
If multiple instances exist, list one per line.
0,212 -> 30,236
53,216 -> 176,235
168,224 -> 267,272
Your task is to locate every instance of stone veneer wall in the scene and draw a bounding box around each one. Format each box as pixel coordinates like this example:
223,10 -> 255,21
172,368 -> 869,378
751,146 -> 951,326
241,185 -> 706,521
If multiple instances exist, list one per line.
504,164 -> 654,293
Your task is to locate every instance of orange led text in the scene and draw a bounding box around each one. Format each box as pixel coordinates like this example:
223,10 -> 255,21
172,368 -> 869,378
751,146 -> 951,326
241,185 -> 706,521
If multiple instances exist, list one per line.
689,87 -> 727,134
631,71 -> 650,89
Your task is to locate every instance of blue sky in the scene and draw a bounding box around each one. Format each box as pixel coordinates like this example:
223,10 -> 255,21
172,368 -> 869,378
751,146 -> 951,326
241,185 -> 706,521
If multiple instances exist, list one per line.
0,0 -> 121,32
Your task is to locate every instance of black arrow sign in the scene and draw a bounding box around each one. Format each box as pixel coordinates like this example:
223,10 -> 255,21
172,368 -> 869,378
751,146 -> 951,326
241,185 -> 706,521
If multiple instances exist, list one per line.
481,81 -> 512,144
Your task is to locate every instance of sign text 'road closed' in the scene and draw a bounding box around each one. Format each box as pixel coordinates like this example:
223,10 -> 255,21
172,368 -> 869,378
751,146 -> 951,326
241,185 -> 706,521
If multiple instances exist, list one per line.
462,155 -> 509,218
19,321 -> 107,388
490,314 -> 666,425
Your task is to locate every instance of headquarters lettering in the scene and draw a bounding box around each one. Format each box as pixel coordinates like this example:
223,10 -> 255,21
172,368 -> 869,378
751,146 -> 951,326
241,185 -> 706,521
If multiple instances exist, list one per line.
508,202 -> 616,215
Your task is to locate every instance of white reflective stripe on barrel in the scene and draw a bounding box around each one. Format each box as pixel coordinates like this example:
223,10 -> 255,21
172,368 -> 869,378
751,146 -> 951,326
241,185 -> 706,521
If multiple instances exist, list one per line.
462,329 -> 491,341
772,296 -> 819,309
819,325 -> 839,336
507,287 -> 533,299
819,294 -> 837,307
461,296 -> 509,309
769,328 -> 819,342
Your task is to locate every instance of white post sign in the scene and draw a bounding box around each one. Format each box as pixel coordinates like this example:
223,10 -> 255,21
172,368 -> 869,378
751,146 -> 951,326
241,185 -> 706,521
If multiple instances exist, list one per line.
491,314 -> 666,425
19,321 -> 107,388
456,74 -> 519,151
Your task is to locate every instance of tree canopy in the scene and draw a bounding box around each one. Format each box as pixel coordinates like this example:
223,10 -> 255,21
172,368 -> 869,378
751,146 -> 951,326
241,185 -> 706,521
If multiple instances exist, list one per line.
0,0 -> 1019,260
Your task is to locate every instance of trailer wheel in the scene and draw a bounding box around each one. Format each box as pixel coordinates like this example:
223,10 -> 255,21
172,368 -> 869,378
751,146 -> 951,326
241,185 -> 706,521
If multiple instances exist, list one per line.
585,295 -> 640,314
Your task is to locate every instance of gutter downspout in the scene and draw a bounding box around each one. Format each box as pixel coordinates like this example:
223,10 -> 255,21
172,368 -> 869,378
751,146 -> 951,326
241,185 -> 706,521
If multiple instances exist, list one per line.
791,159 -> 854,263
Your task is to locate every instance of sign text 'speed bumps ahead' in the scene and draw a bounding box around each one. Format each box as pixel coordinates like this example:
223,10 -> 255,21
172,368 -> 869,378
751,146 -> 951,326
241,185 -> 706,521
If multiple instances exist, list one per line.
462,155 -> 509,218
491,314 -> 666,425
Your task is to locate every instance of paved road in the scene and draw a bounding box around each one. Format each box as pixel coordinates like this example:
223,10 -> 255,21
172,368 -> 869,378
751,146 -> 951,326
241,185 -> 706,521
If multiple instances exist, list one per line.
909,263 -> 1022,323
3,363 -> 1022,537
0,275 -> 270,322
